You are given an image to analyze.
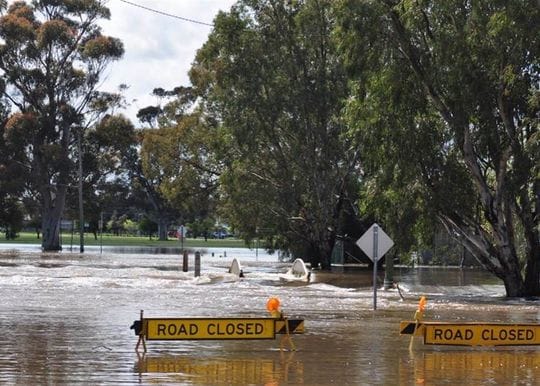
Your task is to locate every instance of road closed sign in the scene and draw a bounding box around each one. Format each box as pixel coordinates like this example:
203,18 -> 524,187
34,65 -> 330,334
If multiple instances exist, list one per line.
145,318 -> 276,340
423,323 -> 540,346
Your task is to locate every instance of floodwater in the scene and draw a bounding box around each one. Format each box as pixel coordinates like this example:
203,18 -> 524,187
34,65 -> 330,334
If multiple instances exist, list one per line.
0,247 -> 539,385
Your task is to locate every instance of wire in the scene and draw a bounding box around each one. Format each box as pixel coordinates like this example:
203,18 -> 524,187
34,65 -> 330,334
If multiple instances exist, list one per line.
117,0 -> 214,27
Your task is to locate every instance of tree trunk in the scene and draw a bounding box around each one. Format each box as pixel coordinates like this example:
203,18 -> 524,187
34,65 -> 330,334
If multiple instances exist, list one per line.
42,214 -> 62,251
439,215 -> 539,297
41,187 -> 67,251
308,234 -> 334,270
521,196 -> 540,295
320,235 -> 335,270
158,217 -> 168,241
381,4 -> 539,298
523,237 -> 540,296
501,269 -> 525,298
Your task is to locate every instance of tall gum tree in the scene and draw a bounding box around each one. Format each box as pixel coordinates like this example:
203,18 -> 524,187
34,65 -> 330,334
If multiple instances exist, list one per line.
335,0 -> 539,296
0,0 -> 123,250
191,0 -> 361,268
71,113 -> 135,239
130,87 -> 219,241
0,91 -> 26,238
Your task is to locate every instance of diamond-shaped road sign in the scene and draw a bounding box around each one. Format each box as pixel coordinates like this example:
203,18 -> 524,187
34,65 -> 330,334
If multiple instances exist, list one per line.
356,223 -> 394,262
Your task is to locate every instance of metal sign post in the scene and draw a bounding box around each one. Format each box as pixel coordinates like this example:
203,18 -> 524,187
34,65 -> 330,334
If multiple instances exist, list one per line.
372,225 -> 378,310
356,223 -> 394,310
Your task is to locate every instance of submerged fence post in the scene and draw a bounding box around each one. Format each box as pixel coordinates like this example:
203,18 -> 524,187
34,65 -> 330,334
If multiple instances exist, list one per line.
194,251 -> 201,277
384,252 -> 394,290
182,251 -> 188,272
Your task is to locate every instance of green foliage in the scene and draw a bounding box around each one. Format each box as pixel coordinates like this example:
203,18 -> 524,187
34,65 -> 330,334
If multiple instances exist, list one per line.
129,83 -> 223,241
138,216 -> 157,238
0,0 -> 124,250
122,218 -> 138,235
186,218 -> 215,239
0,95 -> 27,238
191,0 -> 360,268
61,113 -> 136,237
136,106 -> 162,128
137,114 -> 218,229
335,0 -> 539,295
0,200 -> 24,239
80,35 -> 123,59
92,114 -> 135,150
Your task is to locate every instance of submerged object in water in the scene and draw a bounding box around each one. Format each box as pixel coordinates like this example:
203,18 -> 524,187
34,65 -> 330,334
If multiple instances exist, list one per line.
279,258 -> 311,282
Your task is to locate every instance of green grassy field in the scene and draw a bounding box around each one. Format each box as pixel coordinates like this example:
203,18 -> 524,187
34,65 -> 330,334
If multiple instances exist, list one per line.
0,232 -> 249,249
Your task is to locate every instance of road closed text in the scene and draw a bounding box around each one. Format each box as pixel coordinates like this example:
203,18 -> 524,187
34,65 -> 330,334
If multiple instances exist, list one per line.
145,318 -> 276,340
424,324 -> 540,346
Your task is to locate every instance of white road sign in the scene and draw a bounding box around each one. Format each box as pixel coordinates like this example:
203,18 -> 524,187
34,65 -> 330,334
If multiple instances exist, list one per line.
356,223 -> 394,262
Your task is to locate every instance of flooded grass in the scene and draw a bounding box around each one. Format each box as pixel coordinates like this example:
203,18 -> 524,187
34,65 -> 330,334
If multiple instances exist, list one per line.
0,231 -> 248,248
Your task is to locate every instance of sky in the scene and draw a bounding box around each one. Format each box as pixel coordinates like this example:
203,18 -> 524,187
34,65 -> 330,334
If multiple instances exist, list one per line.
97,0 -> 237,123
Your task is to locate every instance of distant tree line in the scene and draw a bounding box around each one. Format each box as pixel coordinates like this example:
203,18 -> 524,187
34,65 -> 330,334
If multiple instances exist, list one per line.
0,1 -> 537,296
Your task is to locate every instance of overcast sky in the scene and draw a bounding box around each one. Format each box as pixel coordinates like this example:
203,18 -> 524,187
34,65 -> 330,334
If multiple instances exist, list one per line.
98,0 -> 237,123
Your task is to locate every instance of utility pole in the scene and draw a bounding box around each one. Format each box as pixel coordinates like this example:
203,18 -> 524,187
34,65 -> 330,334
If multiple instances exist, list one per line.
100,211 -> 103,254
78,128 -> 84,253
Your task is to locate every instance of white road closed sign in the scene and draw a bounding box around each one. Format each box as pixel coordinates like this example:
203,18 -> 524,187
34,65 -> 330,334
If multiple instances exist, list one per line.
356,223 -> 394,262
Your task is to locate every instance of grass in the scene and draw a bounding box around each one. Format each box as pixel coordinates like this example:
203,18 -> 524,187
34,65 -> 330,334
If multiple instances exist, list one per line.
0,231 -> 250,249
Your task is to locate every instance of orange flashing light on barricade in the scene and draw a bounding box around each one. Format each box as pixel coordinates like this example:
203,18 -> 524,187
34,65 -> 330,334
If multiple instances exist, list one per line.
415,296 -> 427,320
409,296 -> 427,351
266,297 -> 281,318
401,296 -> 540,347
266,297 -> 295,351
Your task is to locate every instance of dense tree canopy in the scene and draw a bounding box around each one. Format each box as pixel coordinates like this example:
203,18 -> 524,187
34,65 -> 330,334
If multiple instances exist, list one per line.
335,0 -> 539,296
129,86 -> 222,240
0,0 -> 537,297
190,0 -> 362,268
0,93 -> 26,238
0,0 -> 124,250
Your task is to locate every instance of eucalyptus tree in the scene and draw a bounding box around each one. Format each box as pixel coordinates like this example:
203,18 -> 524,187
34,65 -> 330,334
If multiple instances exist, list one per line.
133,86 -> 221,240
191,0 -> 360,268
62,113 -> 136,239
0,0 -> 123,250
0,91 -> 25,238
335,0 -> 539,296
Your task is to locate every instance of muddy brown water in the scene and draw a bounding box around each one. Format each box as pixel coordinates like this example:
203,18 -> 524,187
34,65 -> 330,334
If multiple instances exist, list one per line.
0,249 -> 539,385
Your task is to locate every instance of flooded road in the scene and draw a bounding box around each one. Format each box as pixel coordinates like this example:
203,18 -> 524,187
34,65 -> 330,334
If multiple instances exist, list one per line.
0,248 -> 539,385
